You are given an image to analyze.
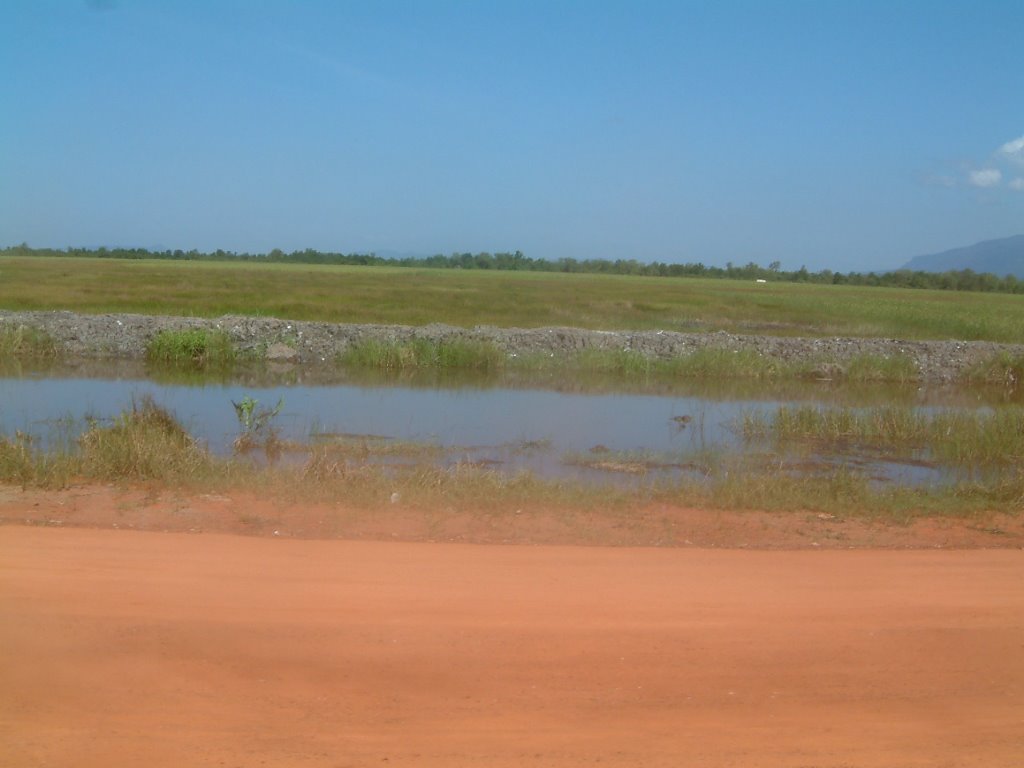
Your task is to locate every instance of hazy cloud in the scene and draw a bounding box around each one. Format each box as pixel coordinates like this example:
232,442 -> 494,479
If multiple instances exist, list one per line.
927,134 -> 1024,192
968,168 -> 1002,188
939,134 -> 1024,192
999,135 -> 1024,167
923,173 -> 956,188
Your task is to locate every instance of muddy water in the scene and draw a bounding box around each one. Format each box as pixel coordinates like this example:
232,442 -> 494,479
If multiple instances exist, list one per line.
0,360 -> 1013,484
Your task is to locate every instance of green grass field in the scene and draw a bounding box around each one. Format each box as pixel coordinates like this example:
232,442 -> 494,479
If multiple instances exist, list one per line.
2,256 -> 1023,341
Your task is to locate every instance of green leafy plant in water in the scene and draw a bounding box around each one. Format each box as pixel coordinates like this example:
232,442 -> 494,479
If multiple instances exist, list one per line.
232,395 -> 284,455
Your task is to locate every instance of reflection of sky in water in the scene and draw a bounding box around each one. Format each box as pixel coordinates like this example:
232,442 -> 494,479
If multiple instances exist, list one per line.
0,376 -> 748,455
0,375 -> 961,485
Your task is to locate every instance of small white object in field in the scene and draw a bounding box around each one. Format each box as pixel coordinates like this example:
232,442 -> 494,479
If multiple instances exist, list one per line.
390,492 -> 401,504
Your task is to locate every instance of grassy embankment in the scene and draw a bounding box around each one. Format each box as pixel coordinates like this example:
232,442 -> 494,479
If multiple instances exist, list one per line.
3,255 -> 1024,341
5,255 -> 1023,382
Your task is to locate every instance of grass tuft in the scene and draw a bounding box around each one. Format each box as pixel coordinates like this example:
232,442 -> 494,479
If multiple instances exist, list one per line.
78,396 -> 213,482
146,328 -> 235,367
0,431 -> 74,489
0,323 -> 57,358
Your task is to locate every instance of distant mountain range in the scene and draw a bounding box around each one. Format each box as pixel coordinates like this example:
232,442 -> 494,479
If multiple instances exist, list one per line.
902,235 -> 1024,278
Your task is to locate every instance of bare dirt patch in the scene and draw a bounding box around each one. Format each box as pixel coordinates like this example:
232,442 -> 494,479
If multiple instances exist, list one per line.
2,525 -> 1022,767
3,483 -> 1023,549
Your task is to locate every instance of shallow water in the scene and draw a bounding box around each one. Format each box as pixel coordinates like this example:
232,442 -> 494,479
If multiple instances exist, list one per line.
1,360 -> 1012,485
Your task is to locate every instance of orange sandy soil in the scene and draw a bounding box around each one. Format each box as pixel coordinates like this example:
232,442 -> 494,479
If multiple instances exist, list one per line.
2,483 -> 1024,549
2,485 -> 1023,767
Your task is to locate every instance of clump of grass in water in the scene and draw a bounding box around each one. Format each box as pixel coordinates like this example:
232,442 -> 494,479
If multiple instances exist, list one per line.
78,396 -> 213,482
740,405 -> 929,445
929,409 -> 1024,467
963,351 -> 1024,389
0,323 -> 57,358
146,328 -> 235,367
740,404 -> 1024,468
341,339 -> 506,371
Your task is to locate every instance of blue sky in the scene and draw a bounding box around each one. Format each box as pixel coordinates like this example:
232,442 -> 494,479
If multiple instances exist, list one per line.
2,0 -> 1022,272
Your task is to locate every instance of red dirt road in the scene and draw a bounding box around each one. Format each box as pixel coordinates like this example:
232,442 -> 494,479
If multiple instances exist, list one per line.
2,526 -> 1022,767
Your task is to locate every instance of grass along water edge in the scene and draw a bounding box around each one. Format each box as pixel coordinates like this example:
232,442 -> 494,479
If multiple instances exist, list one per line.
2,398 -> 1022,518
0,323 -> 58,358
740,404 -> 1024,468
145,328 -> 236,367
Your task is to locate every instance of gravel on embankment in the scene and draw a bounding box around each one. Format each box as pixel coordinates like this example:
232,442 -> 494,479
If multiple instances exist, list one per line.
2,309 -> 1022,383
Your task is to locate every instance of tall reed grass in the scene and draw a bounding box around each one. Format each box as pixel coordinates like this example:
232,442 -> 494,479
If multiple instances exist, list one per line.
740,404 -> 1024,467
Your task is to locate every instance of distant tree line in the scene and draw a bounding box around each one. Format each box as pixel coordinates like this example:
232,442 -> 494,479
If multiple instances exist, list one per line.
3,243 -> 1022,294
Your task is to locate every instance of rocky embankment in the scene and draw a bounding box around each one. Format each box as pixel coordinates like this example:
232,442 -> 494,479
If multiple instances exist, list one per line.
2,309 -> 1021,383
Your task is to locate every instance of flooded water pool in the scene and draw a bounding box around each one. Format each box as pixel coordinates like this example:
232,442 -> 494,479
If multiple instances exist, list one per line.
1,360 -> 1015,486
